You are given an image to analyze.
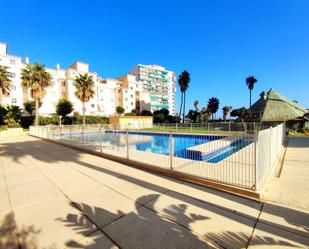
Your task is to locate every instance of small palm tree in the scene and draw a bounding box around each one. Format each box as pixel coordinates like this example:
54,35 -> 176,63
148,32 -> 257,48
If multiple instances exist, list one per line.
21,63 -> 52,126
0,66 -> 11,101
178,70 -> 190,123
246,76 -> 257,107
207,97 -> 220,120
222,106 -> 232,121
74,73 -> 95,126
194,100 -> 199,112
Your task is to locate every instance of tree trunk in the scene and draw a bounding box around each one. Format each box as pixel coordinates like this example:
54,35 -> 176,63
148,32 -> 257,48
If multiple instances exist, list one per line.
182,92 -> 186,124
249,90 -> 252,107
82,101 -> 86,127
34,98 -> 39,126
178,92 -> 183,121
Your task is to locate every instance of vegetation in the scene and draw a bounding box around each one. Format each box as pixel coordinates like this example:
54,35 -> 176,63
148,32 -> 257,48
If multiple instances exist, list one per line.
73,73 -> 95,126
0,105 -> 7,125
4,105 -> 22,128
0,66 -> 11,101
222,106 -> 232,121
230,107 -> 252,132
21,63 -> 52,126
246,76 -> 257,107
23,100 -> 42,115
140,109 -> 152,116
116,106 -> 125,115
124,108 -> 137,116
178,70 -> 190,123
56,98 -> 73,118
153,108 -> 169,123
207,97 -> 220,120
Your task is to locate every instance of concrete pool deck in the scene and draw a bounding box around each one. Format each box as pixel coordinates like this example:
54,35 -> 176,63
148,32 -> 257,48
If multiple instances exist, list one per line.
0,135 -> 308,248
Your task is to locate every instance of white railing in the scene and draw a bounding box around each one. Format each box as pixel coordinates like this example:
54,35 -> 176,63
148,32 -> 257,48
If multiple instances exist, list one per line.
256,123 -> 285,188
29,122 -> 285,191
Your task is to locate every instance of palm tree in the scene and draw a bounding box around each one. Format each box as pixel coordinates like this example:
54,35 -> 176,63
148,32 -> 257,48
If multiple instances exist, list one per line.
0,66 -> 11,101
207,97 -> 220,120
222,106 -> 232,121
21,63 -> 52,126
194,100 -> 199,111
74,73 -> 95,126
246,76 -> 257,107
178,70 -> 190,123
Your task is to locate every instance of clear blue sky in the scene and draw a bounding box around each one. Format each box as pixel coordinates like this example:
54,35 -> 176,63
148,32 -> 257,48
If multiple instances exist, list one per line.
1,0 -> 308,115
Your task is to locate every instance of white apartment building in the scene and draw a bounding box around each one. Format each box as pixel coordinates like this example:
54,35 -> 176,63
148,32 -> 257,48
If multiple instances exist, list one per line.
0,43 -> 176,117
0,43 -> 118,116
131,64 -> 176,115
117,74 -> 150,114
0,43 -> 25,108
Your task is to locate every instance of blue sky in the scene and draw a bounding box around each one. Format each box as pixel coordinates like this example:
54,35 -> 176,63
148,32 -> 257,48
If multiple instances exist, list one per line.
1,0 -> 308,115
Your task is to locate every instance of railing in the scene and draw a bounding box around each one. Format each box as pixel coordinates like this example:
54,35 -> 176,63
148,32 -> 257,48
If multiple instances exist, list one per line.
29,122 -> 285,191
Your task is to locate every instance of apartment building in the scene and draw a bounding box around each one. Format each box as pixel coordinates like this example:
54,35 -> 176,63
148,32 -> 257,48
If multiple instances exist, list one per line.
131,64 -> 176,115
117,74 -> 150,113
0,43 -> 118,116
0,43 -> 176,117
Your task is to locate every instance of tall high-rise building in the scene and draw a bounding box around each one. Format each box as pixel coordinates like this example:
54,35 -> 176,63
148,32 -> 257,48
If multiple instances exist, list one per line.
131,64 -> 176,115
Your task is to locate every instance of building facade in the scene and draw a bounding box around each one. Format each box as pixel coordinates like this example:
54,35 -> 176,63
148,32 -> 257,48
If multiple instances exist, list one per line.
0,43 -> 176,117
131,64 -> 176,115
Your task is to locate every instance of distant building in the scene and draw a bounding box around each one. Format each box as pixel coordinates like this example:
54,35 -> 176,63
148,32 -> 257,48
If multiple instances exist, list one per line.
130,64 -> 176,115
0,43 -> 176,118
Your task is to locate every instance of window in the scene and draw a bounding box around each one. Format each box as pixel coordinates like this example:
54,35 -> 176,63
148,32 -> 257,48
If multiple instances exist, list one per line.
125,98 -> 128,101
11,98 -> 17,104
11,86 -> 16,91
11,72 -> 16,78
130,87 -> 133,90
130,94 -> 133,98
10,59 -> 16,65
91,104 -> 95,108
125,90 -> 128,93
131,102 -> 134,106
100,98 -> 104,101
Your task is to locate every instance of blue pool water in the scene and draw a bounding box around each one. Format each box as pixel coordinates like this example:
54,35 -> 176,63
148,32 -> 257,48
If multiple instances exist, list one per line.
69,131 -> 251,163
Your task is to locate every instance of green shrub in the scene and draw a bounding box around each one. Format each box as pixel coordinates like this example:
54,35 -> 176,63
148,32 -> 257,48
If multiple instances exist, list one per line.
72,115 -> 109,124
0,105 -> 7,125
20,116 -> 35,128
39,115 -> 60,125
0,125 -> 8,131
56,98 -> 73,117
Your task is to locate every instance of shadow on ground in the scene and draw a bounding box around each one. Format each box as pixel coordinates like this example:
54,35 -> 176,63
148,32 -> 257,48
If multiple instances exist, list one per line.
0,137 -> 308,248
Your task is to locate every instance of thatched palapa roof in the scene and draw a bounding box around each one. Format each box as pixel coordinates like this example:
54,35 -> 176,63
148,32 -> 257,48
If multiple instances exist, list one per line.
250,89 -> 307,122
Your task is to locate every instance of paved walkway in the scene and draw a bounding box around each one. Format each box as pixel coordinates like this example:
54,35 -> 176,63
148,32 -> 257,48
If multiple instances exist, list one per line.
263,137 -> 309,210
0,135 -> 308,249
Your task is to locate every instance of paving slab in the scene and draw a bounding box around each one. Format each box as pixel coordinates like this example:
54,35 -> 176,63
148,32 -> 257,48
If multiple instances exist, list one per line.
258,203 -> 309,237
144,191 -> 256,249
263,137 -> 309,210
249,222 -> 309,248
103,206 -> 217,249
13,194 -> 97,249
65,230 -> 119,249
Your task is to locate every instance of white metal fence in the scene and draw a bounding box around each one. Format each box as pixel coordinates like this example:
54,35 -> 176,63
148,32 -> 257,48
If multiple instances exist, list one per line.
29,122 -> 285,191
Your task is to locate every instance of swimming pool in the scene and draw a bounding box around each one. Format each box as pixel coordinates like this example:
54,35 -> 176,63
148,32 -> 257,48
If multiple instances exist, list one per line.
68,131 -> 251,163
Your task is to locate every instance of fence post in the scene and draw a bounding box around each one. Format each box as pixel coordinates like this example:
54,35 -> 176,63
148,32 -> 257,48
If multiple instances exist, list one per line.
126,129 -> 129,159
269,127 -> 273,167
60,125 -> 62,140
254,130 -> 259,190
190,123 -> 192,132
207,122 -> 209,131
229,121 -> 231,133
99,123 -> 102,152
69,125 -> 72,145
169,132 -> 173,169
